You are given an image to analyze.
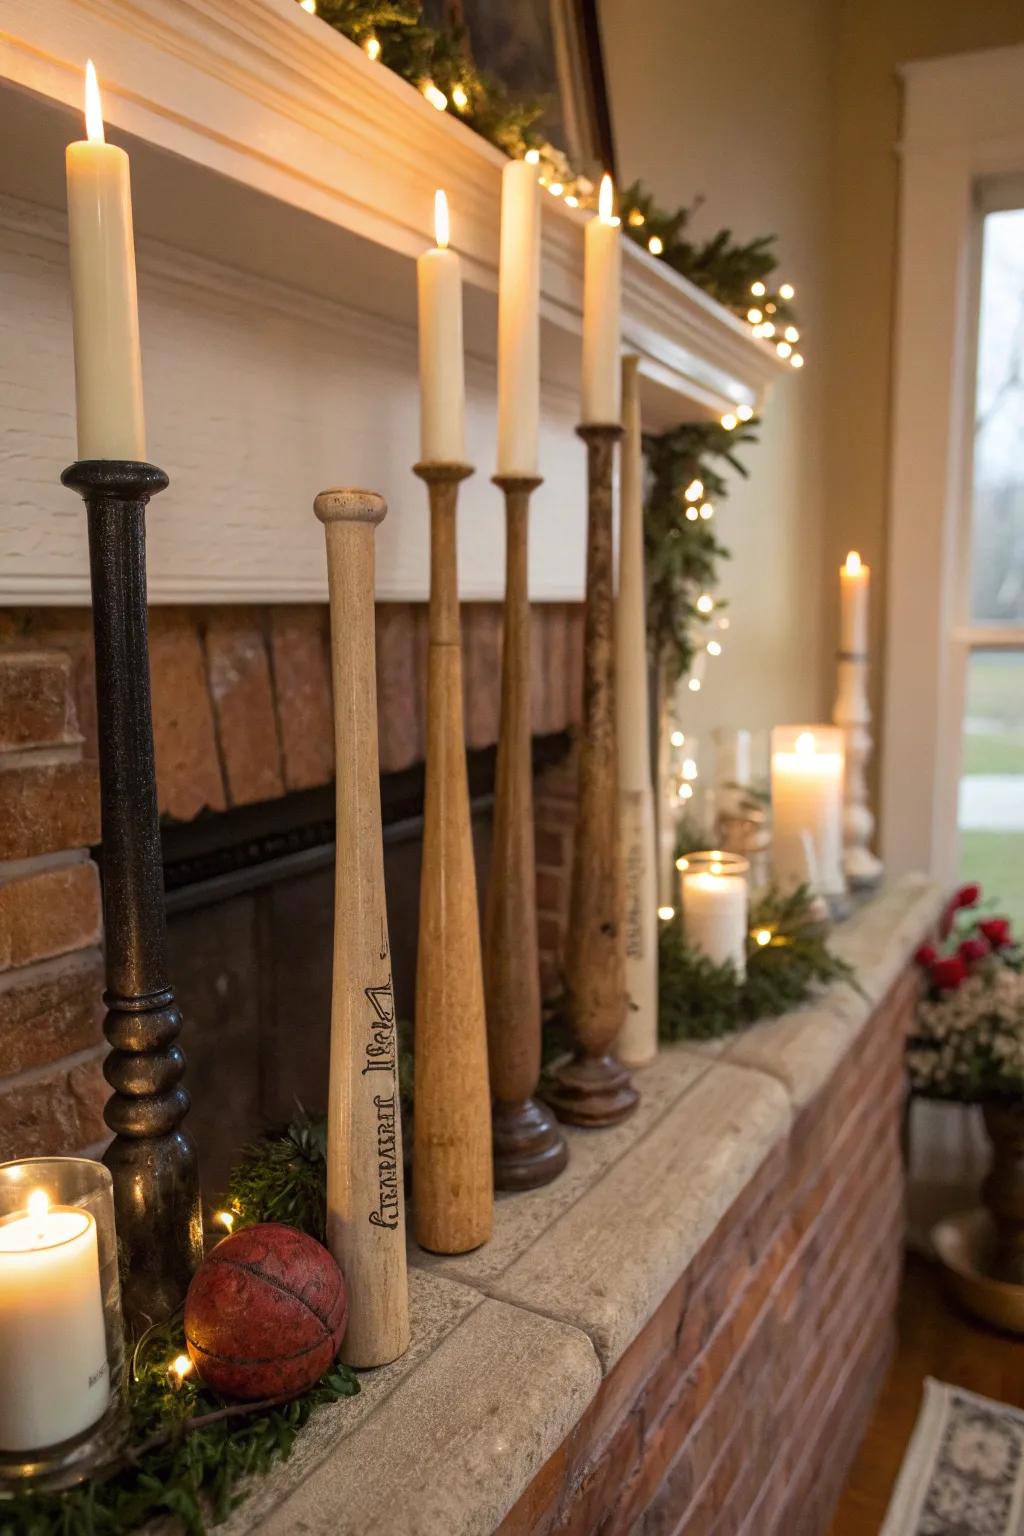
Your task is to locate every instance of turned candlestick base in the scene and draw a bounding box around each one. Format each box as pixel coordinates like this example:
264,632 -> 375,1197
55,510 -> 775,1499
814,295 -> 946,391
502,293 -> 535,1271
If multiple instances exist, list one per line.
492,1099 -> 569,1190
544,424 -> 638,1130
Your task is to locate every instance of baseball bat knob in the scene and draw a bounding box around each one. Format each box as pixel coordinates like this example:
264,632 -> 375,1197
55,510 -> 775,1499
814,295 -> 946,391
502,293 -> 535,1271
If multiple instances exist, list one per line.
314,488 -> 387,526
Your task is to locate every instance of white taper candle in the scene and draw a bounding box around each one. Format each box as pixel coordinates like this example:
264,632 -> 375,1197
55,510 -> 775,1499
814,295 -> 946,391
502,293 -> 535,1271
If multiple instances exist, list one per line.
581,174 -> 622,425
418,190 -> 466,464
497,159 -> 541,476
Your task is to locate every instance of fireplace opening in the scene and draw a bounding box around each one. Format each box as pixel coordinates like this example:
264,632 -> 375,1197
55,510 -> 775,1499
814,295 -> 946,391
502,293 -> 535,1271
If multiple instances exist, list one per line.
133,731 -> 573,1199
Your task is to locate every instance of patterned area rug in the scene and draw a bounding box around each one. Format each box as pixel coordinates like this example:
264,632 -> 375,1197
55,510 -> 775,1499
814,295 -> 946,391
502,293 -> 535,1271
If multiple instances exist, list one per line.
882,1379 -> 1024,1534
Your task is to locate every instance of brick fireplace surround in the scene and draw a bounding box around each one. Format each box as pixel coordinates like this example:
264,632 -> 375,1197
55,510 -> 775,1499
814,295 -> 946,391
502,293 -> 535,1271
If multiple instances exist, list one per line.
0,604 -> 939,1536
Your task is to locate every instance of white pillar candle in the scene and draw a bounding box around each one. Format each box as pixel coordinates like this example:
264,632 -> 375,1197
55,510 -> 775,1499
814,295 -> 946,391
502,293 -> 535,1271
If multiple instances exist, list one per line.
417,190 -> 466,464
581,174 -> 621,425
497,159 -> 540,476
713,728 -> 752,791
680,854 -> 748,979
0,1191 -> 109,1452
839,550 -> 870,655
65,61 -> 145,461
770,726 -> 845,896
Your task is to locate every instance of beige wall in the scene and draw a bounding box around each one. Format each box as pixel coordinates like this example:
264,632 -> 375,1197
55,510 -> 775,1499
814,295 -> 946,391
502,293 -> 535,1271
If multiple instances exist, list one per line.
601,0 -> 1024,789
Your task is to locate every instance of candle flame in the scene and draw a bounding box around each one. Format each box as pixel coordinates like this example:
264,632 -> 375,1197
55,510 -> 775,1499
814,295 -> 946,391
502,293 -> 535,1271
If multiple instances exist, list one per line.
844,550 -> 862,575
598,172 -> 617,225
795,731 -> 816,756
434,189 -> 450,250
84,60 -> 105,144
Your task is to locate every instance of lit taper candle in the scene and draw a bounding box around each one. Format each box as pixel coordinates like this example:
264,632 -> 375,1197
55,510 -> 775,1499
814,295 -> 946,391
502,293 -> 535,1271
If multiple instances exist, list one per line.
418,190 -> 466,464
581,174 -> 621,425
497,157 -> 541,476
65,61 -> 145,460
840,550 -> 869,655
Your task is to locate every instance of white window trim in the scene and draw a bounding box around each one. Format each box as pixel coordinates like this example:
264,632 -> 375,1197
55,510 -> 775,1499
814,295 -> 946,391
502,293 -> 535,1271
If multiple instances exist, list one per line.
883,44 -> 1024,881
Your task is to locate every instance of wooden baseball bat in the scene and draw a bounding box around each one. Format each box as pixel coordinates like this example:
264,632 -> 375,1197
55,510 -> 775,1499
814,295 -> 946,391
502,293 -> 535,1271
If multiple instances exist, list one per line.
315,487 -> 410,1368
412,462 -> 493,1254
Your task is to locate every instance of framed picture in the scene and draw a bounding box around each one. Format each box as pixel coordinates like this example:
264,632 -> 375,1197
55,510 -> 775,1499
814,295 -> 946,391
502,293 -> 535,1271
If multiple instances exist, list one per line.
425,0 -> 616,180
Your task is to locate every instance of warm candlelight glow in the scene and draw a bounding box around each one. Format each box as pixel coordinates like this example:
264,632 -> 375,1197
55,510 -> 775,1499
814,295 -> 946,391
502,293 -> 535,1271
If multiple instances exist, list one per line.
795,731 -> 816,756
27,1189 -> 49,1240
84,60 -> 104,144
598,172 -> 617,226
214,1209 -> 235,1233
434,189 -> 449,250
170,1354 -> 193,1385
845,550 -> 863,575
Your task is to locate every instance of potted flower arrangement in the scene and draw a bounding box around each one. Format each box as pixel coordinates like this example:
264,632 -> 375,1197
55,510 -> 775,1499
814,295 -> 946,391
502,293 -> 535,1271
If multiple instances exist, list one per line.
907,883 -> 1024,1301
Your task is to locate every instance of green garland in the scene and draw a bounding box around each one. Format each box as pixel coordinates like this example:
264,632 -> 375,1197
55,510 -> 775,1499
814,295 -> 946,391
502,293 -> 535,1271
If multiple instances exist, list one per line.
659,886 -> 857,1042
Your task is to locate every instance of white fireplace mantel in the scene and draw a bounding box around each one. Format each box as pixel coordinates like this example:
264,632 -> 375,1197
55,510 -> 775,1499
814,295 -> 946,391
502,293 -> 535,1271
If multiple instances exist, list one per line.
0,0 -> 787,603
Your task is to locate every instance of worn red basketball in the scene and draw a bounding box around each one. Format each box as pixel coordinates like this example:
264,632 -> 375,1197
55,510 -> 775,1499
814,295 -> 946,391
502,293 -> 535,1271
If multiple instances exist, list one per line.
184,1223 -> 348,1400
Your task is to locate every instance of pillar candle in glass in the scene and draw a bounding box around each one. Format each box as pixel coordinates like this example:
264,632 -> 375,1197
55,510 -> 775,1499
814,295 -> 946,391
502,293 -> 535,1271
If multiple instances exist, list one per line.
840,551 -> 869,655
417,190 -> 465,463
0,1158 -> 125,1485
679,852 -> 749,979
496,158 -> 540,476
65,61 -> 145,461
770,727 -> 845,896
581,174 -> 621,425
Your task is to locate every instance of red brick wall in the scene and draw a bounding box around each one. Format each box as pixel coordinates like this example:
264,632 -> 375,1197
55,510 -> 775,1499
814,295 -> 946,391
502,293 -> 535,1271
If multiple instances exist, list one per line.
0,603 -> 582,1162
499,967 -> 919,1536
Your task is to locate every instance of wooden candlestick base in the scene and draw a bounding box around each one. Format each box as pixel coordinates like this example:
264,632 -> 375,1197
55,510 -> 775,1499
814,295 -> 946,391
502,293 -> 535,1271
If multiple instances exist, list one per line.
486,475 -> 568,1191
412,462 -> 493,1254
544,425 -> 639,1130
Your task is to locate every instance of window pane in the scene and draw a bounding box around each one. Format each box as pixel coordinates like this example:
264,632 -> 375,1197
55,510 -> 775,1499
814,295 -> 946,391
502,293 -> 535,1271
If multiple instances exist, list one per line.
958,650 -> 1024,928
971,209 -> 1024,626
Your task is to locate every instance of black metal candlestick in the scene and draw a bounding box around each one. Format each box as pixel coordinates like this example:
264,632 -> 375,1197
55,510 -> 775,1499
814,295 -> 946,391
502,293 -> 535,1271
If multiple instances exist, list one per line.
62,460 -> 202,1330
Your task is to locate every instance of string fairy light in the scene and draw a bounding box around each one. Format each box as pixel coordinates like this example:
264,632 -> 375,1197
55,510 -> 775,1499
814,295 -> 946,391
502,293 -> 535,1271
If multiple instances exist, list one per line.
751,280 -> 766,297
422,81 -> 447,112
779,282 -> 795,300
737,404 -> 753,421
299,0 -> 316,12
790,353 -> 804,369
658,905 -> 676,921
707,640 -> 722,656
363,31 -> 381,60
648,235 -> 664,256
451,82 -> 469,111
684,478 -> 704,502
699,502 -> 714,520
696,594 -> 714,614
755,928 -> 773,947
170,1354 -> 194,1387
720,413 -> 738,430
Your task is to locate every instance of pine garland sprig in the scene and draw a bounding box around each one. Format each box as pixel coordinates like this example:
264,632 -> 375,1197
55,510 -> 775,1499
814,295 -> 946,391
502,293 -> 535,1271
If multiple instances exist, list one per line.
226,1111 -> 328,1242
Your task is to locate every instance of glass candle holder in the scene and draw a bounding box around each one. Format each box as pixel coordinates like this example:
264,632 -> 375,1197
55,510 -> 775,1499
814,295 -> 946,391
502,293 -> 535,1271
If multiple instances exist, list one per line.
0,1158 -> 127,1493
678,851 -> 750,979
769,725 -> 846,898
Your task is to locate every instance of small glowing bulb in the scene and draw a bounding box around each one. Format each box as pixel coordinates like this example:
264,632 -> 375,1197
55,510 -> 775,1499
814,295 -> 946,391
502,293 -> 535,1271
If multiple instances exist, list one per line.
648,235 -> 664,256
300,0 -> 316,13
658,905 -> 676,921
747,308 -> 763,324
676,857 -> 690,871
721,413 -> 738,430
628,208 -> 646,227
707,640 -> 722,656
779,282 -> 795,300
682,758 -> 698,781
699,503 -> 713,520
679,781 -> 694,798
784,326 -> 799,343
696,594 -> 714,614
684,479 -> 704,502
751,281 -> 766,297
170,1354 -> 193,1385
755,928 -> 772,947
363,32 -> 381,60
761,322 -> 775,338
423,81 -> 448,112
790,353 -> 804,369
764,302 -> 776,315
685,506 -> 699,521
688,677 -> 702,692
565,195 -> 579,208
777,341 -> 792,359
598,172 -> 616,224
84,60 -> 105,144
717,616 -> 730,631
214,1210 -> 235,1233
669,729 -> 685,747
434,189 -> 450,250
548,182 -> 564,197
795,731 -> 816,756
525,148 -> 540,164
451,83 -> 469,111
737,404 -> 753,421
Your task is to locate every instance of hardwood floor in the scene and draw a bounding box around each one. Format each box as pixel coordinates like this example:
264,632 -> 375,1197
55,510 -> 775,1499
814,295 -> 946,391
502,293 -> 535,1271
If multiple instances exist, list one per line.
828,1251 -> 1024,1534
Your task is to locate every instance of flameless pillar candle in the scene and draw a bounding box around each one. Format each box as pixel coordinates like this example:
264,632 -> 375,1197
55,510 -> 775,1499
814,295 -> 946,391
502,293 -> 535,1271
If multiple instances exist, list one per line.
840,550 -> 869,655
65,61 -> 145,461
581,174 -> 622,425
497,159 -> 540,476
0,1191 -> 109,1452
770,727 -> 845,896
679,853 -> 749,979
418,190 -> 466,464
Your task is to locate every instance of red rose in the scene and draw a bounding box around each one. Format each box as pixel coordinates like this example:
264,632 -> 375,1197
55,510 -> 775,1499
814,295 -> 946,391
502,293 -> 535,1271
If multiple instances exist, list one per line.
980,917 -> 1012,949
915,943 -> 939,968
931,955 -> 968,990
956,883 -> 981,909
958,936 -> 990,965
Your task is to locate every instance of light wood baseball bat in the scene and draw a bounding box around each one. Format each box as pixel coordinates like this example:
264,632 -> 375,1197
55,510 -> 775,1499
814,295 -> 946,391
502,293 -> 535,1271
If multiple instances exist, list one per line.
412,462 -> 493,1254
315,487 -> 410,1368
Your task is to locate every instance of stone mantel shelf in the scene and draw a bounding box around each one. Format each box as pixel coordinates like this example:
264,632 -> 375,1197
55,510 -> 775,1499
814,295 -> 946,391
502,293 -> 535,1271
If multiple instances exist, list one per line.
0,0 -> 787,606
177,876 -> 941,1536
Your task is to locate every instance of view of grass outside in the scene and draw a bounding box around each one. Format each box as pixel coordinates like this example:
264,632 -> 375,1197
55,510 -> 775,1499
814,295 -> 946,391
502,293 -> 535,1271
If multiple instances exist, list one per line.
958,651 -> 1024,931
